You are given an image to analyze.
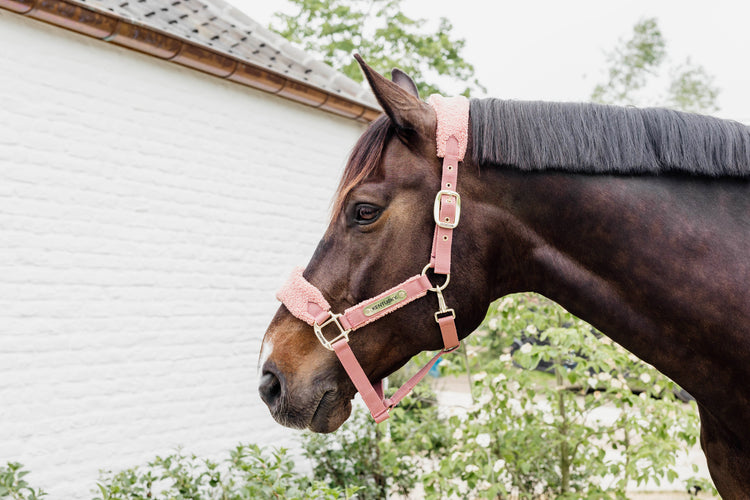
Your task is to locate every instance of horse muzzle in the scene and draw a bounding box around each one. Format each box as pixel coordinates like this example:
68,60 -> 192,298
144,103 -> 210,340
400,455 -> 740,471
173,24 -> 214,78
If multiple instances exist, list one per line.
258,335 -> 354,433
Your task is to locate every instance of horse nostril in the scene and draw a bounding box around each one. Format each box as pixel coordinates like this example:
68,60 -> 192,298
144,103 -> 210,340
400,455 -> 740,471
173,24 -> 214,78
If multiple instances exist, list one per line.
259,370 -> 282,408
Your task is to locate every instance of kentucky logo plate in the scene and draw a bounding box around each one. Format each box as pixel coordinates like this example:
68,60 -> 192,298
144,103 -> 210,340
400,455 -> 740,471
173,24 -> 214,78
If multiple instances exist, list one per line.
363,290 -> 408,317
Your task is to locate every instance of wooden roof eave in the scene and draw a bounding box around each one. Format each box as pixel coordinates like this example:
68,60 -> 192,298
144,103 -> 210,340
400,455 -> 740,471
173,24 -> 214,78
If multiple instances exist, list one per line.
0,0 -> 382,123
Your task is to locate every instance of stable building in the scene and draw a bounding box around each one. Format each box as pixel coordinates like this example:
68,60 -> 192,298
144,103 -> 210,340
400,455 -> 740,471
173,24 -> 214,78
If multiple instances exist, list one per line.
0,0 -> 379,496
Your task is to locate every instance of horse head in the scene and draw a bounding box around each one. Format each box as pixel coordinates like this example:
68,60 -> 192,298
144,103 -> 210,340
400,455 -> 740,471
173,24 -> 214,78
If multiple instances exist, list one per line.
258,58 -> 504,433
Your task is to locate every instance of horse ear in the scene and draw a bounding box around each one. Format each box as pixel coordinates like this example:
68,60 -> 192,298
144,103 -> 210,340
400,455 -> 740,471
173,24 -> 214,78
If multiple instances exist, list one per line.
355,54 -> 430,135
391,68 -> 420,98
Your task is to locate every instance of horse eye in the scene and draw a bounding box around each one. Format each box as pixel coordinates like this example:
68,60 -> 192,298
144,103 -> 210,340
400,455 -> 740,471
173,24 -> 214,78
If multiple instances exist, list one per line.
354,204 -> 382,225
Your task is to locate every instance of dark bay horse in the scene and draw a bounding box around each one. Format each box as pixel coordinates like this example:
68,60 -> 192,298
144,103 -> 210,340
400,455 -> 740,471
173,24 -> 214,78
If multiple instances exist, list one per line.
260,58 -> 750,496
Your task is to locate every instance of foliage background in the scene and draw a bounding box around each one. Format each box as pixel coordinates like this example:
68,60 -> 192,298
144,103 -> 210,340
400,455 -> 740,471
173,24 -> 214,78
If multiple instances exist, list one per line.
270,0 -> 484,97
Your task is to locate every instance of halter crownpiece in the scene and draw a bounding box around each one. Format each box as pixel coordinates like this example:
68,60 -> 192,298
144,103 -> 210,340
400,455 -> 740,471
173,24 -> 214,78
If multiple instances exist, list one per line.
277,94 -> 469,423
428,94 -> 470,159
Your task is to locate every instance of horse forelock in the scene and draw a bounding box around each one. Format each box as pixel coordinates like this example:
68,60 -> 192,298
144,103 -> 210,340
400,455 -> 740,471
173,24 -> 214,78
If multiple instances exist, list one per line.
329,114 -> 394,227
470,98 -> 750,178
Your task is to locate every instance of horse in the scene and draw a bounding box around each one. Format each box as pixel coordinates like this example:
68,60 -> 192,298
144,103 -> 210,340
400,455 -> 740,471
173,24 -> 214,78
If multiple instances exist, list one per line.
259,56 -> 750,497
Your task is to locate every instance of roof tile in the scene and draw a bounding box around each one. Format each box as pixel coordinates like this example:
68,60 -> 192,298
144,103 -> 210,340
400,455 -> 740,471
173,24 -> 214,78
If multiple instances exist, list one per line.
76,0 -> 378,107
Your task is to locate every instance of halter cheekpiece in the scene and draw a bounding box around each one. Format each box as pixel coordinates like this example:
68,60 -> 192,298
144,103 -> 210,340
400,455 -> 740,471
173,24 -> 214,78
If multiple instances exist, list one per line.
276,94 -> 469,423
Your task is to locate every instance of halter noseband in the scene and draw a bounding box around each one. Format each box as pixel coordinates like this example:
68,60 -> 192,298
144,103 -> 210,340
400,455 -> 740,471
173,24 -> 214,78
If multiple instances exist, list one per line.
276,94 -> 469,423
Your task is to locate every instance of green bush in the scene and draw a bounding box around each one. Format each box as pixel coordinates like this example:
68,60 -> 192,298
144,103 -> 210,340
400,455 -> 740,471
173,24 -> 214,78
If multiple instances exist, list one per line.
425,293 -> 716,498
94,444 -> 354,500
0,463 -> 46,500
301,377 -> 451,499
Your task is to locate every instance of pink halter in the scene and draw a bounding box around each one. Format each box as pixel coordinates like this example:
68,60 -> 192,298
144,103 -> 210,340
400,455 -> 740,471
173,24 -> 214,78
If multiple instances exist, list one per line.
276,94 -> 469,423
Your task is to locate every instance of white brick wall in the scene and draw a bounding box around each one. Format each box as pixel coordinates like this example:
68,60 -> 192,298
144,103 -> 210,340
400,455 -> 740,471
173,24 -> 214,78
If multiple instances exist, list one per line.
0,10 -> 367,498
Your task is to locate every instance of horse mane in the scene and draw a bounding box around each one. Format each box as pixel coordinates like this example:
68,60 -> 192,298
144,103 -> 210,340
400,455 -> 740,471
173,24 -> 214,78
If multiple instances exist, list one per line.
470,98 -> 750,177
332,99 -> 750,219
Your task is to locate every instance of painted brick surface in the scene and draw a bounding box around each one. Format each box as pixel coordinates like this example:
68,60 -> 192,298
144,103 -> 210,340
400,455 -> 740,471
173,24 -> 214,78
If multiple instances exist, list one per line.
0,10 -> 367,498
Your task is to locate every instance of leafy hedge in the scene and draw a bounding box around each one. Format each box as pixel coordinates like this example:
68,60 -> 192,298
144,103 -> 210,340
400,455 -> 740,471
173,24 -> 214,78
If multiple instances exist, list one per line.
1,446 -> 353,500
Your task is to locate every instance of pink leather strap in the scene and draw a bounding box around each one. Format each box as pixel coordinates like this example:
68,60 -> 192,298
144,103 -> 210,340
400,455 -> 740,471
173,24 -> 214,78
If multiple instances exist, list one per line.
438,314 -> 460,350
332,339 -> 390,422
430,136 -> 461,275
383,349 -> 445,409
333,338 -> 451,422
277,270 -> 433,333
341,274 -> 433,330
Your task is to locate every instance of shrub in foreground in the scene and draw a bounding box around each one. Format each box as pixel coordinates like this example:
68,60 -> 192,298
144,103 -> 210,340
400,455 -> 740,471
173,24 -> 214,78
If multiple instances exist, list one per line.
93,444 -> 353,500
0,462 -> 46,500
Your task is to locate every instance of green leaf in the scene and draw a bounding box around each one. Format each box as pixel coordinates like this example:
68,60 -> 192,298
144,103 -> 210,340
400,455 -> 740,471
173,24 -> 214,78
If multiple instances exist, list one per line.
591,18 -> 719,112
269,0 -> 484,97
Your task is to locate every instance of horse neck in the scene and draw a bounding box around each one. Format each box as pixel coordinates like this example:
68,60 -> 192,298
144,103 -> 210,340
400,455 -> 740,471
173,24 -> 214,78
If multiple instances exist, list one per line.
478,167 -> 750,413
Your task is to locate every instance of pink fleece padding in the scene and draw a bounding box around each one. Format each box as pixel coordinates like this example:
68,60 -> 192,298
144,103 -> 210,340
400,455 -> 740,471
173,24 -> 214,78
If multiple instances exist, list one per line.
342,274 -> 432,330
276,267 -> 331,326
427,94 -> 470,160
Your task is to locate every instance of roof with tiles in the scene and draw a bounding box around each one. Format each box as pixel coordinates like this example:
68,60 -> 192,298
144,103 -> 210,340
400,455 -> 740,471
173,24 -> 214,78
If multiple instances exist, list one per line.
76,0 -> 377,107
0,0 -> 380,120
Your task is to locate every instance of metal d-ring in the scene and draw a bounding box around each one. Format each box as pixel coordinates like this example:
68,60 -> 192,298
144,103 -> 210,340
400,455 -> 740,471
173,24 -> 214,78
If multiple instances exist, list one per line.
421,263 -> 450,292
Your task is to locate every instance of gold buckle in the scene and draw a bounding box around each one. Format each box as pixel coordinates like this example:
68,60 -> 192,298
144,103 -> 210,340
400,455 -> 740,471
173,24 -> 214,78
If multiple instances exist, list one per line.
433,286 -> 456,323
434,309 -> 456,322
313,313 -> 351,351
433,190 -> 461,229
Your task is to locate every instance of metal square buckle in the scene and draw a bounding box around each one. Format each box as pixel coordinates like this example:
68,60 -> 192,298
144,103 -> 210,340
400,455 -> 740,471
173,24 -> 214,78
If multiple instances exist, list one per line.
313,313 -> 351,351
433,190 -> 461,229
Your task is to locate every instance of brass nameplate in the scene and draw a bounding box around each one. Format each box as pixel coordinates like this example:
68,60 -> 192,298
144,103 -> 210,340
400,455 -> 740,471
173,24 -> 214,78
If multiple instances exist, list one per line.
363,290 -> 408,317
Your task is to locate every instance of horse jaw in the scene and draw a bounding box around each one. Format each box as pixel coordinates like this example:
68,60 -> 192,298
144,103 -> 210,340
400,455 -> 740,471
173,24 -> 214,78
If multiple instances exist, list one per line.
308,390 -> 353,433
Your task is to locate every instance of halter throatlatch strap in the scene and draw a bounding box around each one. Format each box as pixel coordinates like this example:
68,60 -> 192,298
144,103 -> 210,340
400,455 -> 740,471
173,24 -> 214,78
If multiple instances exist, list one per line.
276,94 -> 469,423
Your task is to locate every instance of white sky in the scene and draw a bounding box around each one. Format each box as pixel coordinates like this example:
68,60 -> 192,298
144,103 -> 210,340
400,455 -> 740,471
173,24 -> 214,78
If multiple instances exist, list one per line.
239,0 -> 750,123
